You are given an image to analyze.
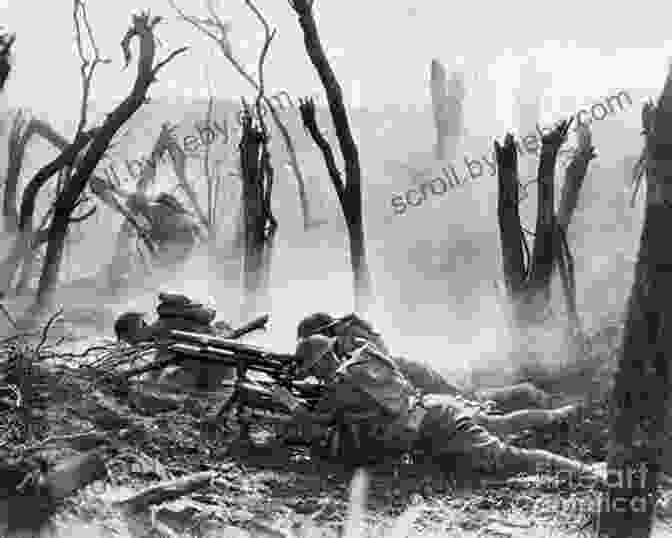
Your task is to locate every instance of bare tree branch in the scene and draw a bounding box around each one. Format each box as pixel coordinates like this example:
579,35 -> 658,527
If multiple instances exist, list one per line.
168,0 -> 314,229
0,32 -> 15,91
299,97 -> 345,204
73,0 -> 111,136
33,10 -> 187,310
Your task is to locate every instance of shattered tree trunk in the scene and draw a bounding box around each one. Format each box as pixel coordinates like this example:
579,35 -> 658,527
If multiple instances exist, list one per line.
496,132 -> 560,326
0,132 -> 93,296
292,0 -> 373,314
495,121 -> 591,362
3,113 -> 69,233
264,103 -> 314,230
556,126 -> 596,346
0,114 -> 70,296
239,113 -> 277,320
33,13 -> 186,313
430,59 -> 464,163
597,86 -> 672,538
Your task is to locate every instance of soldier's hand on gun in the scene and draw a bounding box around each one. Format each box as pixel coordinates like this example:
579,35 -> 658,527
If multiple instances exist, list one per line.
270,386 -> 301,412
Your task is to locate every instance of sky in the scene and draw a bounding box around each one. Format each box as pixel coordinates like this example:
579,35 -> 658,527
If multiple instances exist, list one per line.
1,0 -> 672,134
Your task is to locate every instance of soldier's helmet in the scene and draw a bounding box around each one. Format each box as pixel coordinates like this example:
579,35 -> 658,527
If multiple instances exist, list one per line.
296,312 -> 336,339
114,312 -> 149,344
295,334 -> 337,377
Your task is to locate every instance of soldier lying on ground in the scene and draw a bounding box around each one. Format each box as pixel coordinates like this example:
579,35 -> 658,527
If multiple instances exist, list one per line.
114,293 -> 234,390
268,334 -> 603,480
296,312 -> 579,436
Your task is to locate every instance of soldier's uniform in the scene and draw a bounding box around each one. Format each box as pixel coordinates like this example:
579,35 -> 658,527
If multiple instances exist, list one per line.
296,312 -> 550,410
305,339 -> 585,477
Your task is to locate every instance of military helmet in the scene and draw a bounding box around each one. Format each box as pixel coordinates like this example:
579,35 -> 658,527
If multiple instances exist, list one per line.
114,311 -> 149,344
296,312 -> 336,339
295,334 -> 337,376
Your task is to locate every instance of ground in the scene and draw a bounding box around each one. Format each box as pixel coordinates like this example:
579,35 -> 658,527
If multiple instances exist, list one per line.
1,310 -> 671,538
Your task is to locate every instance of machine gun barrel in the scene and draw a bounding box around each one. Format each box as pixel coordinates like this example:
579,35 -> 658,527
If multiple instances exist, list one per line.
227,314 -> 269,339
168,329 -> 294,360
168,342 -> 290,377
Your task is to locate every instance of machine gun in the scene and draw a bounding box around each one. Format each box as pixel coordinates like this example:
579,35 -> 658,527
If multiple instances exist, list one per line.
122,317 -> 372,457
170,329 -> 321,397
127,327 -> 324,438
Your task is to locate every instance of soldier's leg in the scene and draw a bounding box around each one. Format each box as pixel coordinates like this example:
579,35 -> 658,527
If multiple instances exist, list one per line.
419,395 -> 594,479
479,440 -> 594,478
474,382 -> 552,411
473,404 -> 580,436
394,356 -> 462,396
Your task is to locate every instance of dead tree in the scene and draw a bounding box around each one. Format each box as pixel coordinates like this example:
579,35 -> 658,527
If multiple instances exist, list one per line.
556,124 -> 597,345
0,113 -> 73,296
430,59 -> 464,162
169,0 -> 316,231
596,87 -> 672,538
291,0 -> 374,314
0,131 -> 96,297
238,108 -> 277,319
0,32 -> 14,92
495,118 -> 593,359
2,112 -> 70,233
31,9 -> 186,313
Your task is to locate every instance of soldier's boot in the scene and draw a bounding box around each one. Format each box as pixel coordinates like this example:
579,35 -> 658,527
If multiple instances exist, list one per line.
475,382 -> 552,412
484,443 -> 601,483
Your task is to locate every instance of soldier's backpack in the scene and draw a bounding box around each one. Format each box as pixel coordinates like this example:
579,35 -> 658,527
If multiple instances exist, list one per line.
155,293 -> 216,326
334,343 -> 418,417
333,343 -> 426,454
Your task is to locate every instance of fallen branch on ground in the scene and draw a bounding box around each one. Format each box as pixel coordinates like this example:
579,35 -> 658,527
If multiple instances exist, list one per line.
114,471 -> 215,513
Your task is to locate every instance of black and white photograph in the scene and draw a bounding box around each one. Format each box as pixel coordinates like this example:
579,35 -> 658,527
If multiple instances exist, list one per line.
0,1 -> 669,536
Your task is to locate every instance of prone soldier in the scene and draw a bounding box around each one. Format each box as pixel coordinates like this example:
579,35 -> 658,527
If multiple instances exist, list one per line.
295,312 -> 579,436
268,334 -> 602,479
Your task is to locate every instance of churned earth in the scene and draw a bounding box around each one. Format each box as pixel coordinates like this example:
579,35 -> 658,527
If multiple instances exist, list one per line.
2,306 -> 672,538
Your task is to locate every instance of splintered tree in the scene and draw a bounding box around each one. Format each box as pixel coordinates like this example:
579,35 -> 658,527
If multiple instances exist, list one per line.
494,119 -> 595,360
2,111 -> 70,234
0,112 -> 74,295
596,75 -> 672,538
238,107 -> 277,319
430,59 -> 464,162
556,124 -> 596,344
30,8 -> 186,313
0,124 -> 95,298
169,0 -> 316,230
291,0 -> 373,314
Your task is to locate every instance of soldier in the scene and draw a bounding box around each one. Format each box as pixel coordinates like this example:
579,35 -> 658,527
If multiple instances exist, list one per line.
114,293 -> 234,390
295,312 -> 578,435
268,334 -> 602,479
